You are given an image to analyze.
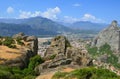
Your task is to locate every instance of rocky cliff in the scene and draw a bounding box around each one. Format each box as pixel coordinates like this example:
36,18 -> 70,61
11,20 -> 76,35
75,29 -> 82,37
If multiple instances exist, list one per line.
92,20 -> 120,51
35,36 -> 92,74
0,33 -> 38,68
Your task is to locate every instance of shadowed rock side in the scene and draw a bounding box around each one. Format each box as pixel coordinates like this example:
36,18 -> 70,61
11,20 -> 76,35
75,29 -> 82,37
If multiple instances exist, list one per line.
92,20 -> 120,51
0,32 -> 38,68
35,36 -> 92,74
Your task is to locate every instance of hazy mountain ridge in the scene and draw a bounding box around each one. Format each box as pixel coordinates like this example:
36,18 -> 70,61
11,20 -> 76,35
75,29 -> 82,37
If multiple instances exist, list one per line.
0,17 -> 72,36
0,17 -> 110,36
68,21 -> 108,31
0,22 -> 58,36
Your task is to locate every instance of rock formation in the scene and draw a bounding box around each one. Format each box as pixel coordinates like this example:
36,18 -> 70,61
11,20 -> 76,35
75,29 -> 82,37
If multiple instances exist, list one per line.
92,20 -> 120,51
0,33 -> 38,68
44,36 -> 71,58
35,36 -> 92,74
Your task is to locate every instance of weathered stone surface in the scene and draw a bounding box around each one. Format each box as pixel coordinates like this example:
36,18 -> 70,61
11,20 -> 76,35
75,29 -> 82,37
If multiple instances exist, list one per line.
26,36 -> 37,41
97,54 -> 108,63
92,20 -> 120,51
44,36 -> 71,58
12,32 -> 25,39
0,33 -> 38,68
27,36 -> 38,55
66,47 -> 91,66
35,36 -> 92,74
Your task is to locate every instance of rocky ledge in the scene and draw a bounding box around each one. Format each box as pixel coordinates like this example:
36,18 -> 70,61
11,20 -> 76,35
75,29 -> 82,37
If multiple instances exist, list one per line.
35,36 -> 92,74
0,32 -> 38,68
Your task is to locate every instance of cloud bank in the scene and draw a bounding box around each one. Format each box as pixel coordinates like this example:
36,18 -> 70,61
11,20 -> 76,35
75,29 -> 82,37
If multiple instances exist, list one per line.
19,7 -> 61,20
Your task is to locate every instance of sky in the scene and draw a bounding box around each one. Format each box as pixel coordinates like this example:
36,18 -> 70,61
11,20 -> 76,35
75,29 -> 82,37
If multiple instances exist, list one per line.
0,0 -> 120,24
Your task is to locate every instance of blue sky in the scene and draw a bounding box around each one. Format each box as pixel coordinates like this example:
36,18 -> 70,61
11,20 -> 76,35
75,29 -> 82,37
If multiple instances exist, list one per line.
0,0 -> 120,23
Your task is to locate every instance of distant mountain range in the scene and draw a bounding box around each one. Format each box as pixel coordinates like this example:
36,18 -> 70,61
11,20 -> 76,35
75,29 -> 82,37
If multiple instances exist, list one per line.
0,16 -> 109,36
67,21 -> 107,31
0,17 -> 72,36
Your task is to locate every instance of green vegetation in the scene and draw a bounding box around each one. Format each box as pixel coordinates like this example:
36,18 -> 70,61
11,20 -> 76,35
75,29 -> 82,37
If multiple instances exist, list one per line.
52,67 -> 120,79
87,43 -> 120,69
16,38 -> 24,45
0,40 -> 2,45
0,36 -> 24,48
50,54 -> 57,60
23,55 -> 44,76
2,37 -> 16,48
87,46 -> 98,57
0,55 -> 44,79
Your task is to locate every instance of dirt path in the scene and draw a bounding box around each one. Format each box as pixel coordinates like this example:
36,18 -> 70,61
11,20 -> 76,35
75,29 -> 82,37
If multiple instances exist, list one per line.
36,67 -> 75,79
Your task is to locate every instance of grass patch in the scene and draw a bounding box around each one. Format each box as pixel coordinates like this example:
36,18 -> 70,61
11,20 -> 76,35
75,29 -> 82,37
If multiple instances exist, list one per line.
0,55 -> 44,79
52,67 -> 120,79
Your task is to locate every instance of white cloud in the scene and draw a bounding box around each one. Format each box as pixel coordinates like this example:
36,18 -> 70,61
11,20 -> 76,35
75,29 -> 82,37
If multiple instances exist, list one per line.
82,13 -> 104,23
73,3 -> 80,7
41,7 -> 60,20
7,6 -> 14,14
19,7 -> 61,20
18,7 -> 104,23
19,10 -> 41,18
82,14 -> 96,20
63,16 -> 80,23
62,14 -> 104,23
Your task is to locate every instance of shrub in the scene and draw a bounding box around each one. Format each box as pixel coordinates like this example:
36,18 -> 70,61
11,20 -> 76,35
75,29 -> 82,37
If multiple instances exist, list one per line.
23,55 -> 44,76
50,54 -> 56,60
87,46 -> 98,56
2,37 -> 16,48
3,37 -> 15,45
10,74 -> 23,79
0,70 -> 12,79
16,38 -> 24,45
0,40 -> 2,45
28,55 -> 44,70
99,43 -> 112,54
52,67 -> 119,79
52,71 -> 68,79
0,55 -> 44,78
23,75 -> 36,79
8,44 -> 17,48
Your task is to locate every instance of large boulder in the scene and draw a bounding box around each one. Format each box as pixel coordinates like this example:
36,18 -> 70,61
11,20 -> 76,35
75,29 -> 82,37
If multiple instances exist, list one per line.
44,36 -> 71,58
1,50 -> 34,68
66,47 -> 91,66
0,33 -> 38,68
35,36 -> 92,74
26,36 -> 38,55
12,32 -> 25,39
92,20 -> 120,51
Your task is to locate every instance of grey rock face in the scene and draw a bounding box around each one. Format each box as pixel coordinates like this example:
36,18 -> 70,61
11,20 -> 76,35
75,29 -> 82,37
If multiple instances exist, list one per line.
2,50 -> 34,68
27,36 -> 38,55
44,36 -> 71,58
92,20 -> 120,51
12,32 -> 25,39
1,33 -> 38,68
35,36 -> 92,74
66,47 -> 91,66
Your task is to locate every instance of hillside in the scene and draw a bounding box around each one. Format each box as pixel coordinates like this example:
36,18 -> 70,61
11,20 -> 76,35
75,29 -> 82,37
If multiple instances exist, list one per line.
69,21 -> 107,31
52,67 -> 120,79
0,22 -> 58,36
0,17 -> 72,36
